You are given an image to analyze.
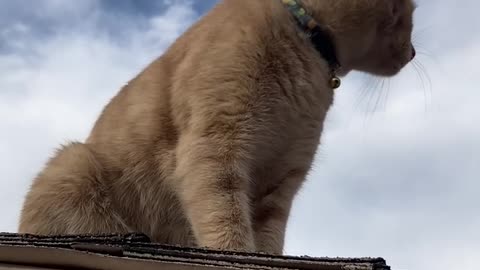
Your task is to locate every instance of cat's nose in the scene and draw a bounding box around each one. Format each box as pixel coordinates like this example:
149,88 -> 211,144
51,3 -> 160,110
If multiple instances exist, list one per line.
410,45 -> 416,60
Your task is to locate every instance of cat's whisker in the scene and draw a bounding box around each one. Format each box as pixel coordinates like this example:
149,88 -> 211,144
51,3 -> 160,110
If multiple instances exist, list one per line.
381,78 -> 392,112
415,59 -> 433,108
412,25 -> 435,43
411,42 -> 428,53
373,78 -> 386,115
351,74 -> 383,129
412,37 -> 439,66
413,60 -> 431,92
415,60 -> 432,90
416,50 -> 435,59
363,76 -> 383,125
412,45 -> 436,61
411,60 -> 431,112
411,61 -> 424,89
353,74 -> 377,113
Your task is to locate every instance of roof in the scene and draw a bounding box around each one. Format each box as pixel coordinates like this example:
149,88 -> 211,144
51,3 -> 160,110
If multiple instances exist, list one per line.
0,233 -> 391,270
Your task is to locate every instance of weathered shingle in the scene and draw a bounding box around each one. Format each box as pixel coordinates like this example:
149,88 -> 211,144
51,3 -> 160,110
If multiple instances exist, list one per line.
0,233 -> 391,270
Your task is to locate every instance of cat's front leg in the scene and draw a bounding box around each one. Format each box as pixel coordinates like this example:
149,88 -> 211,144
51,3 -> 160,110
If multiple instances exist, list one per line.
173,133 -> 256,252
253,170 -> 307,254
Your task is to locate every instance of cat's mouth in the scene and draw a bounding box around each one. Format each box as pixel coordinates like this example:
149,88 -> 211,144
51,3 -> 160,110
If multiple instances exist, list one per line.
381,44 -> 416,76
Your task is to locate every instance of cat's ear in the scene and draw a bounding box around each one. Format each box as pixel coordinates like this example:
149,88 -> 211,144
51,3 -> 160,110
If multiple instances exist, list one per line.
382,0 -> 402,31
387,0 -> 402,22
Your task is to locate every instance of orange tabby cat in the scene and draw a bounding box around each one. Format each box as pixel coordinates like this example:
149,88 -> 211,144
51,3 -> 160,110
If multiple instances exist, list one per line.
19,0 -> 416,254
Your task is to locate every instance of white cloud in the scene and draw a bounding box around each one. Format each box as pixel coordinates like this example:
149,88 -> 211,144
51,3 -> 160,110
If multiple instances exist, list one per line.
38,0 -> 96,15
0,1 -> 198,233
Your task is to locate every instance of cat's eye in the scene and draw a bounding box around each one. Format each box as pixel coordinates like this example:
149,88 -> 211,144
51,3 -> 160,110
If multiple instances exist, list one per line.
382,18 -> 399,33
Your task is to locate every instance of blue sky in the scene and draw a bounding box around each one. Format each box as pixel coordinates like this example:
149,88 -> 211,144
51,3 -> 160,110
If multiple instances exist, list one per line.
1,1 -> 479,270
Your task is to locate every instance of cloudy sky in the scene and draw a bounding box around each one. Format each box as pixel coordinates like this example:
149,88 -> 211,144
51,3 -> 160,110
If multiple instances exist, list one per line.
1,1 -> 478,269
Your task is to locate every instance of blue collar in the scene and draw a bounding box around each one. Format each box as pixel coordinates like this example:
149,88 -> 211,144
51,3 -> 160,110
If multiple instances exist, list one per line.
281,0 -> 341,89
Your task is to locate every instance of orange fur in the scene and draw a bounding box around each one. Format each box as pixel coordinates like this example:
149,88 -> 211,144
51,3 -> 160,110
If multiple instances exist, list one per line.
19,0 -> 416,254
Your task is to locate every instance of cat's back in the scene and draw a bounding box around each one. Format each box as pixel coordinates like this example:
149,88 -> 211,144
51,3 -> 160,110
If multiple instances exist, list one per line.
84,0 -> 273,156
85,0 -> 330,172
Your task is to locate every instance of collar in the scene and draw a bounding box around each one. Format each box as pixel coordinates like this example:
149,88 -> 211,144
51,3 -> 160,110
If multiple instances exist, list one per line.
280,0 -> 341,89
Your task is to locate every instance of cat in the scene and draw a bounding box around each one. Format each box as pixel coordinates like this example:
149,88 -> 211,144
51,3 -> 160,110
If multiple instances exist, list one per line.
18,0 -> 416,254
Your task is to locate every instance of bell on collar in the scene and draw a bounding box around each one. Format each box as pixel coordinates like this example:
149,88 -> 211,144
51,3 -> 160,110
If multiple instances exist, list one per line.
330,76 -> 341,89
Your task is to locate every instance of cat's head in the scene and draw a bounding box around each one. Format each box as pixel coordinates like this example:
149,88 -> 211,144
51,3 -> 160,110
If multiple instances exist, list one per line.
306,0 -> 416,76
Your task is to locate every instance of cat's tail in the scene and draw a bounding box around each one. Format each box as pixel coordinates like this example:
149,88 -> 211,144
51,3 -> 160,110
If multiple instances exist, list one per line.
18,142 -> 129,235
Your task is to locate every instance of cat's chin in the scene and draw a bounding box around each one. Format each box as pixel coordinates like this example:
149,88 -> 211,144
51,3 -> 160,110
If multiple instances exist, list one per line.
375,69 -> 402,77
349,60 -> 410,78
367,63 -> 409,77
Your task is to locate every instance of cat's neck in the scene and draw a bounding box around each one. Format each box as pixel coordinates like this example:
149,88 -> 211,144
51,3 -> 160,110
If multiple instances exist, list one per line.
265,1 -> 340,71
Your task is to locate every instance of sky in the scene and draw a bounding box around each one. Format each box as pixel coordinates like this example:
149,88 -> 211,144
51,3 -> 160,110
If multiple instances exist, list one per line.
0,1 -> 478,270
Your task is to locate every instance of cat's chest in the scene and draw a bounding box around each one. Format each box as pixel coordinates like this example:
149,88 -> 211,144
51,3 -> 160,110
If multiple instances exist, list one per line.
251,121 -> 323,201
250,60 -> 333,200
269,65 -> 332,120
262,41 -> 333,118
271,75 -> 332,142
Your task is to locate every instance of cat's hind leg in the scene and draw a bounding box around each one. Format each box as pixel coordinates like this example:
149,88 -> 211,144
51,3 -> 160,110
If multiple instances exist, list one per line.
18,142 -> 130,235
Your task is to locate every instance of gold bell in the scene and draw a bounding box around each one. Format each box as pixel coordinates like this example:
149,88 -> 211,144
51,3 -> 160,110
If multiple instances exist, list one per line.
330,76 -> 341,89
